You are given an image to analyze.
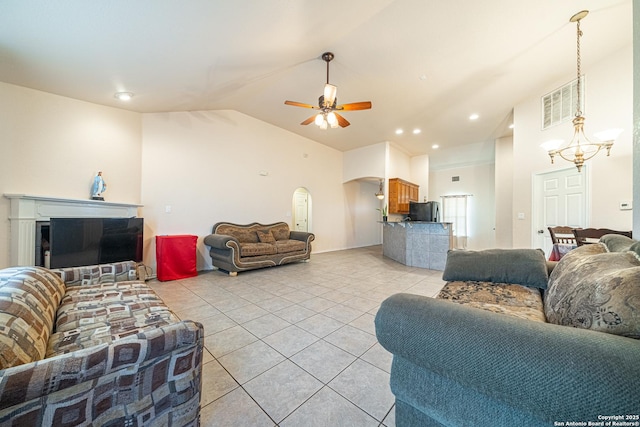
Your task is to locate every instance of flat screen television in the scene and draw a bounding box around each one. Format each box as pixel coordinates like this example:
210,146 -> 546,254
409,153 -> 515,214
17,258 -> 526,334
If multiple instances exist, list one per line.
49,217 -> 143,268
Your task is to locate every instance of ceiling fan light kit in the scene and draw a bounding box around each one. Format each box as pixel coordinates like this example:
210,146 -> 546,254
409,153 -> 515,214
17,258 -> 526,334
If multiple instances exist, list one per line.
284,52 -> 372,129
541,10 -> 622,172
323,85 -> 337,107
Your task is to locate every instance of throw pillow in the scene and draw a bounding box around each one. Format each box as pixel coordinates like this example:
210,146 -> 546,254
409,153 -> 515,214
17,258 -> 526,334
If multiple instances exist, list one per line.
442,248 -> 549,289
600,234 -> 636,253
257,230 -> 276,244
544,244 -> 640,339
629,241 -> 640,259
270,224 -> 290,241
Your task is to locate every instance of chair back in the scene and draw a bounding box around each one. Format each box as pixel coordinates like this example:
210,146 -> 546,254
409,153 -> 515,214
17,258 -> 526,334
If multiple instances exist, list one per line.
548,226 -> 577,245
572,228 -> 633,246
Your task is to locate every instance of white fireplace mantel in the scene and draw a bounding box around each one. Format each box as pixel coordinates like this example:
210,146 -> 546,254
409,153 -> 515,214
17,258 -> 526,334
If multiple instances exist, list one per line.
4,193 -> 142,266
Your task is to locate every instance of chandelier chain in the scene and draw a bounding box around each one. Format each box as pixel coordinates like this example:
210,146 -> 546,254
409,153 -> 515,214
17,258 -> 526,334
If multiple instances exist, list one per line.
575,19 -> 582,117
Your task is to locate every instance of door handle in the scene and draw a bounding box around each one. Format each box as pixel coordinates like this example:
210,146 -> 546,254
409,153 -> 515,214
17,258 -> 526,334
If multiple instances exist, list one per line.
537,230 -> 544,234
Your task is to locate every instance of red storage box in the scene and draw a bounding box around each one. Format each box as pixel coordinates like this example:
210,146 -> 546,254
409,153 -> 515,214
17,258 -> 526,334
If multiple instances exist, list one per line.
156,235 -> 198,281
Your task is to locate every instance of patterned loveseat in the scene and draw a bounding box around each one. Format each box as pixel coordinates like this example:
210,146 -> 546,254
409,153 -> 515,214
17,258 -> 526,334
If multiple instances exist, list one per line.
376,235 -> 640,426
0,262 -> 203,426
203,222 -> 315,276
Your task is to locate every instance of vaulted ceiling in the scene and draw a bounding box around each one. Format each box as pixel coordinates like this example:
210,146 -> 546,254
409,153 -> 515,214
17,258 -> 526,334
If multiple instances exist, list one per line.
0,0 -> 632,168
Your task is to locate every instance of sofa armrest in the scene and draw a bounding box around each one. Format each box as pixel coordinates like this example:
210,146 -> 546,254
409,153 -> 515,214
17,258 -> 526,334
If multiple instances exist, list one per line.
203,233 -> 240,250
0,320 -> 204,416
375,293 -> 640,420
289,231 -> 315,243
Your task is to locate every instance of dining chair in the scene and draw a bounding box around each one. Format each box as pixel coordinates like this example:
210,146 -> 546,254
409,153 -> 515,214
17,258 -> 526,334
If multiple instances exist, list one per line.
548,226 -> 578,245
572,228 -> 633,246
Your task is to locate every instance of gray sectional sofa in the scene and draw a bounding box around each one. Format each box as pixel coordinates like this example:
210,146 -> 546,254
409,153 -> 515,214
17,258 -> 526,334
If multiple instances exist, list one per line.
375,235 -> 640,426
203,221 -> 315,275
0,262 -> 204,426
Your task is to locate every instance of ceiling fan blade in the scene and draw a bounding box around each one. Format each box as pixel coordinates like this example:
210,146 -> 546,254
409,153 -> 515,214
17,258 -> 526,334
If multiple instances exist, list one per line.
285,100 -> 316,109
334,112 -> 350,128
300,115 -> 316,125
336,101 -> 372,111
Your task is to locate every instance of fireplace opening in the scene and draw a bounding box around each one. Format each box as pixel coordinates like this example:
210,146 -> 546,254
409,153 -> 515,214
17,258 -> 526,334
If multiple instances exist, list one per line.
35,221 -> 50,268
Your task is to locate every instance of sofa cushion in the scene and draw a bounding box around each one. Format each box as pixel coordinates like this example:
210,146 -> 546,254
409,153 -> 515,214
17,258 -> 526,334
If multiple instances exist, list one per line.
0,267 -> 66,369
55,281 -> 169,332
544,244 -> 640,339
48,281 -> 179,357
442,248 -> 549,289
239,242 -> 278,257
53,261 -> 137,288
257,230 -> 276,244
270,223 -> 291,241
275,239 -> 306,254
438,281 -> 546,322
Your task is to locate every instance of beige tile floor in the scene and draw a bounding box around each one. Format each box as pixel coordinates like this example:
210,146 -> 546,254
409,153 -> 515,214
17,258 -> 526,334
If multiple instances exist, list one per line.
150,245 -> 446,427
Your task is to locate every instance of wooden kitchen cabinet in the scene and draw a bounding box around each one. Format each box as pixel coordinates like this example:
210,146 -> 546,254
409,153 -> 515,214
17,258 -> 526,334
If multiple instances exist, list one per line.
388,178 -> 419,214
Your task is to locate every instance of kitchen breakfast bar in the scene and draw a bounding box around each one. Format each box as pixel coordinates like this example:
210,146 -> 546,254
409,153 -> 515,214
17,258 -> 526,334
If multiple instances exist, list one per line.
382,221 -> 453,270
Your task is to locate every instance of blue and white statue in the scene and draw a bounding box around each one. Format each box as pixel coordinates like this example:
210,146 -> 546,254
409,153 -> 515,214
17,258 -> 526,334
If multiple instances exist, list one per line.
91,171 -> 107,200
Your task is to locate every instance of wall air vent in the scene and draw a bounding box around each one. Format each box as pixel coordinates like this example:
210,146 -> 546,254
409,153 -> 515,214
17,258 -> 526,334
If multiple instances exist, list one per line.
541,76 -> 584,130
452,176 -> 460,182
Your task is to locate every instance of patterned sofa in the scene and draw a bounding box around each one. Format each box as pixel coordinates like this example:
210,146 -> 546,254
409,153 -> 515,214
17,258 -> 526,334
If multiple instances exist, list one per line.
203,222 -> 315,276
376,235 -> 640,426
0,262 -> 203,426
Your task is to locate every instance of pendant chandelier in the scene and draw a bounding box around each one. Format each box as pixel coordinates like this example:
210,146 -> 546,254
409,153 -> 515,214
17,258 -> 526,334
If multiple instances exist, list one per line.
541,10 -> 622,172
375,179 -> 385,199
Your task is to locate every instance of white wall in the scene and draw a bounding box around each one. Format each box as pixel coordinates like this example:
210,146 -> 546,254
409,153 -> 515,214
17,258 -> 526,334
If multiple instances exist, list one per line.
512,45 -> 633,248
0,82 -> 142,268
410,154 -> 430,202
494,136 -> 514,247
386,143 -> 412,181
343,180 -> 383,247
141,110 -> 350,271
343,142 -> 386,182
429,163 -> 496,250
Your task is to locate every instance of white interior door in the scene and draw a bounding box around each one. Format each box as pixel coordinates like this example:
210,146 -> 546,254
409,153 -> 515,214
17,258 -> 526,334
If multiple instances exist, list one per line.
293,189 -> 309,232
533,167 -> 588,256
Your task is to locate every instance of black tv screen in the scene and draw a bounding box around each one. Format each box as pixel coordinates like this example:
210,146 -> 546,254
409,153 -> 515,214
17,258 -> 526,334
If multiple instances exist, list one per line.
49,217 -> 143,268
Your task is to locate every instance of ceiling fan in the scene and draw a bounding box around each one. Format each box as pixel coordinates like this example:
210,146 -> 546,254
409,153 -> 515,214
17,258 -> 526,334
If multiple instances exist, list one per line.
284,52 -> 372,129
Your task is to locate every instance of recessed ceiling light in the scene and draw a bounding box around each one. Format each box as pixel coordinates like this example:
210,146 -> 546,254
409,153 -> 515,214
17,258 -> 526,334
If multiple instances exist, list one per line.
413,129 -> 421,134
419,74 -> 427,81
432,144 -> 439,149
395,129 -> 404,135
114,92 -> 134,101
509,123 -> 515,129
469,113 -> 479,120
